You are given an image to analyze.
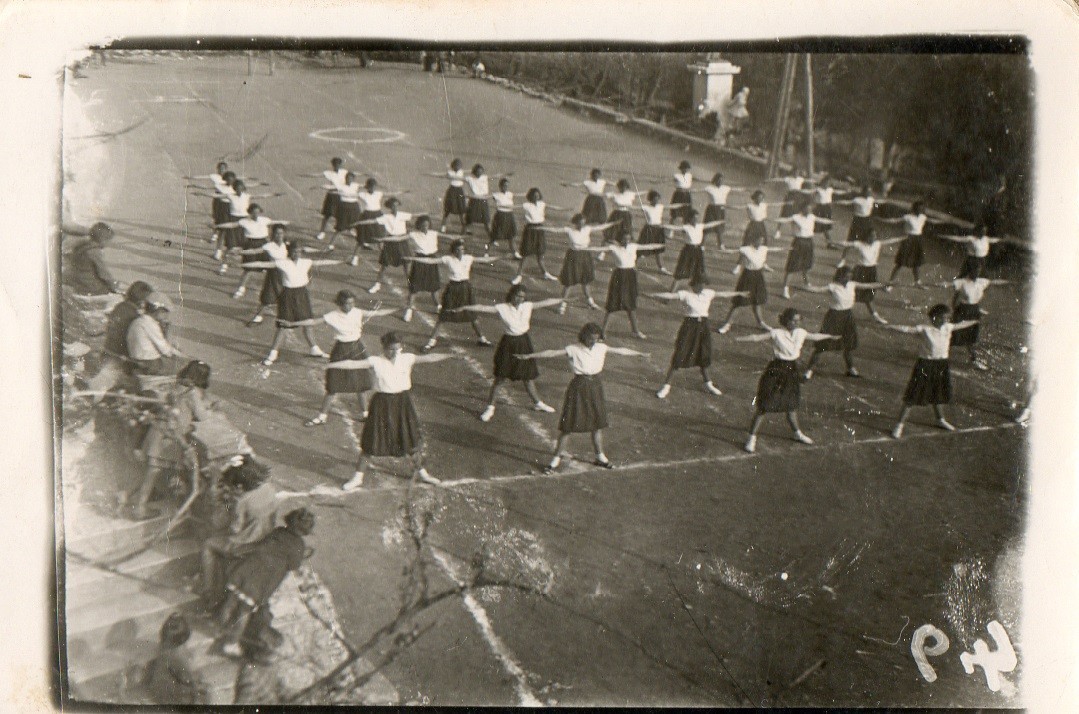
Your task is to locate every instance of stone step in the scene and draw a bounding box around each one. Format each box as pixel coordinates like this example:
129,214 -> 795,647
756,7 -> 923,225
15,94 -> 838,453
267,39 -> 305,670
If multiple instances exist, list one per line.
66,578 -> 201,649
65,512 -> 173,560
66,538 -> 200,592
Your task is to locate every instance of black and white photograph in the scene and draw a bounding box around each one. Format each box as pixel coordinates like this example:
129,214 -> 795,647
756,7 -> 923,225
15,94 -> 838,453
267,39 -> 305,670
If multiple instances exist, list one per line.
2,0 -> 1078,710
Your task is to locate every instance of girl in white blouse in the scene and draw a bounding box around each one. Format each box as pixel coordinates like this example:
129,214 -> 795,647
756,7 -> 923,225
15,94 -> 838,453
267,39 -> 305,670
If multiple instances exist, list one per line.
489,177 -> 520,258
827,231 -> 906,324
354,197 -> 413,294
939,224 -> 1020,279
634,190 -> 673,275
448,284 -> 563,422
463,163 -> 494,241
884,304 -> 979,438
669,160 -> 694,224
797,266 -> 886,379
328,331 -> 458,490
407,239 -> 498,351
330,172 -> 363,247
563,168 -> 609,225
774,203 -> 835,299
728,190 -> 781,249
240,224 -> 291,326
242,242 -> 341,365
648,277 -> 748,398
938,264 -> 1010,371
513,188 -> 568,285
429,158 -> 468,233
811,175 -> 837,242
402,215 -> 455,323
284,290 -> 397,426
518,322 -> 649,473
879,200 -> 940,287
604,179 -> 647,243
216,204 -> 289,295
304,157 -> 347,241
733,308 -> 833,453
834,185 -> 877,244
548,214 -> 618,312
662,209 -> 724,292
716,231 -> 782,333
691,172 -> 748,249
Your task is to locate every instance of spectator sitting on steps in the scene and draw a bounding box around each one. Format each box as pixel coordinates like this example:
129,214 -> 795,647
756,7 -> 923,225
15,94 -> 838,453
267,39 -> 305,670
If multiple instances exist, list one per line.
198,456 -> 280,610
85,280 -> 154,396
65,221 -> 125,298
126,293 -> 188,376
140,613 -> 208,705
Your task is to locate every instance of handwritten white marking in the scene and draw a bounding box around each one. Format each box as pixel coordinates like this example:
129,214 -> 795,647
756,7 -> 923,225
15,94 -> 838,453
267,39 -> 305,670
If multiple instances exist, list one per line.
959,620 -> 1017,693
911,624 -> 950,683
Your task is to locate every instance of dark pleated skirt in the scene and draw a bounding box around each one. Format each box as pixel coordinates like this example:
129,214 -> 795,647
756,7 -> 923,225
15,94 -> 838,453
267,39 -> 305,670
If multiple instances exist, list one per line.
241,238 -> 268,269
950,303 -> 982,346
784,237 -> 815,273
222,224 -> 245,250
582,195 -> 608,225
438,281 -> 475,322
670,189 -> 693,221
673,244 -> 705,281
852,265 -> 878,303
408,260 -> 441,293
780,191 -> 804,218
903,358 -> 952,406
894,235 -> 925,268
335,201 -> 361,232
733,268 -> 768,307
848,215 -> 875,243
320,191 -> 339,219
212,197 -> 231,225
520,225 -> 546,256
326,340 -> 371,394
756,358 -> 801,413
361,391 -> 423,457
742,220 -> 768,246
605,209 -> 633,241
559,249 -> 595,287
491,211 -> 517,242
703,204 -> 726,226
817,309 -> 858,352
670,317 -> 712,368
276,286 -> 313,324
493,332 -> 539,381
813,203 -> 833,220
637,224 -> 667,253
605,268 -> 638,312
466,198 -> 491,226
559,374 -> 608,433
960,255 -> 987,278
443,185 -> 467,216
259,269 -> 282,307
379,239 -> 411,267
356,210 -> 385,243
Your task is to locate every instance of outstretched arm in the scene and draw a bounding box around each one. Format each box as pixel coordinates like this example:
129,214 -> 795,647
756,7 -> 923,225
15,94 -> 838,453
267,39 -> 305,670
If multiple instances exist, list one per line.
851,281 -> 887,290
310,259 -> 343,267
402,256 -> 442,265
734,332 -> 774,343
938,234 -> 973,244
363,308 -> 400,319
795,284 -> 830,294
883,324 -> 920,334
531,298 -> 567,310
326,358 -> 373,370
413,353 -> 457,365
606,347 -> 650,358
516,349 -> 567,361
275,317 -> 326,328
446,303 -> 499,315
877,236 -> 907,246
950,319 -> 980,331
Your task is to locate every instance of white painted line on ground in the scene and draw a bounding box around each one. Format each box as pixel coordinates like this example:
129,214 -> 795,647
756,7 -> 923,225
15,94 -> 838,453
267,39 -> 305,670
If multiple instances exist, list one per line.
431,550 -> 543,707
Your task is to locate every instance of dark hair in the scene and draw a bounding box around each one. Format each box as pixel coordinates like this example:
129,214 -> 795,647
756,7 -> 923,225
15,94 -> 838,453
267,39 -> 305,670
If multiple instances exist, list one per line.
450,158 -> 463,170
89,222 -> 114,241
833,266 -> 853,284
959,261 -> 983,281
286,241 -> 302,259
751,190 -> 765,202
126,280 -> 154,304
248,203 -> 261,214
678,160 -> 691,171
974,223 -> 988,236
222,171 -> 237,184
911,200 -> 925,215
498,177 -> 510,191
647,189 -> 660,204
335,289 -> 356,307
177,360 -> 211,390
685,208 -> 700,224
526,188 -> 542,203
570,213 -> 585,227
381,331 -> 402,348
385,196 -> 400,210
233,180 -> 247,193
505,283 -> 526,303
222,455 -> 270,492
365,177 -> 378,191
711,172 -> 723,185
344,171 -> 356,184
616,179 -> 630,192
216,161 -> 228,172
284,507 -> 316,536
271,224 -> 287,240
159,613 -> 191,649
689,274 -> 709,291
331,157 -> 343,167
778,307 -> 800,328
929,303 -> 950,321
577,322 -> 602,343
589,168 -> 602,180
414,215 -> 432,231
450,238 -> 465,253
472,163 -> 484,176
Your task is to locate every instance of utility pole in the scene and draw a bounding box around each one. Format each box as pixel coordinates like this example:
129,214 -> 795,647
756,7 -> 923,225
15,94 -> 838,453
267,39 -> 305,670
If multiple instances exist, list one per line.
766,54 -> 798,179
804,53 -> 815,177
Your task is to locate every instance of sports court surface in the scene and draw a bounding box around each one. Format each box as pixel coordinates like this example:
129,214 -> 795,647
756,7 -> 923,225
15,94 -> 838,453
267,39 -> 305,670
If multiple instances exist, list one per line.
63,53 -> 1028,706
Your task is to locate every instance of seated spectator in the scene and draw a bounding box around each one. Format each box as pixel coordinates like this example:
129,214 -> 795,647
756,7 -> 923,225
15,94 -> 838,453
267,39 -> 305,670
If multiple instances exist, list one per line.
216,507 -> 315,657
199,456 -> 280,609
86,280 -> 154,395
127,360 -> 214,520
127,293 -> 187,375
141,613 -> 208,705
65,222 -> 124,296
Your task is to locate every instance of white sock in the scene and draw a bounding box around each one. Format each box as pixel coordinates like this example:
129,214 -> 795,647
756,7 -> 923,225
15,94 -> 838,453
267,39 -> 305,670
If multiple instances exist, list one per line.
549,455 -> 561,468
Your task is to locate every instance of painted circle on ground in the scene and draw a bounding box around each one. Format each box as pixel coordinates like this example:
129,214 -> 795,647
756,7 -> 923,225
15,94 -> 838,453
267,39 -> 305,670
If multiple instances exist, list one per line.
309,127 -> 406,144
